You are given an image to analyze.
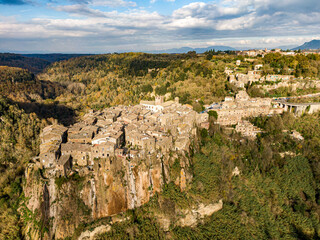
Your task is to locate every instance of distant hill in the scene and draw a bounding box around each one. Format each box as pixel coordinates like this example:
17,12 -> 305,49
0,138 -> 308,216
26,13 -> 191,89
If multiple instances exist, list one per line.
147,45 -> 237,54
292,40 -> 320,50
0,53 -> 50,73
0,66 -> 65,101
276,45 -> 298,50
22,53 -> 94,63
0,53 -> 94,73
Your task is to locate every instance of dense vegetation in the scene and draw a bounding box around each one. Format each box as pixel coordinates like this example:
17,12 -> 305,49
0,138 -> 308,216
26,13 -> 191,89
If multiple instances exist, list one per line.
0,53 -> 50,73
0,97 -> 46,239
22,54 -> 93,63
262,53 -> 320,77
0,66 -> 76,125
0,53 -> 91,73
0,66 -> 65,100
39,52 -> 229,112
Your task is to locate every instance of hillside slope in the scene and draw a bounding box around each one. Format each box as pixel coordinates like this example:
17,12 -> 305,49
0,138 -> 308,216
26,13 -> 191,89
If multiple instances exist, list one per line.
292,40 -> 320,50
39,52 -> 229,112
0,53 -> 50,73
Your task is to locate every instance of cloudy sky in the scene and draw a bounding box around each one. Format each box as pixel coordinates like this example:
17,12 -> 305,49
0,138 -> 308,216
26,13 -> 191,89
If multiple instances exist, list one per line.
0,0 -> 319,53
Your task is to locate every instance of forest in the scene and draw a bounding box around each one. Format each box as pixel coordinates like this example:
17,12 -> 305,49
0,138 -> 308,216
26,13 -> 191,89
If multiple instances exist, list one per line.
0,97 -> 47,239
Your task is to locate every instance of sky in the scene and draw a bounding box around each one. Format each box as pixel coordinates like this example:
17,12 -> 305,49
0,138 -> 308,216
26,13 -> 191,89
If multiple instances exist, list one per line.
0,0 -> 320,53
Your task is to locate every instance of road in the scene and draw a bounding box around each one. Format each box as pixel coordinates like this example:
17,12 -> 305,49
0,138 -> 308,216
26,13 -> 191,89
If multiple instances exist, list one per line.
272,92 -> 320,102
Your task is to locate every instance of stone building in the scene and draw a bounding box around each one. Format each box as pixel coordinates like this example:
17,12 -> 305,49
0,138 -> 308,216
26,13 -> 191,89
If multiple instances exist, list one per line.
261,75 -> 293,82
235,120 -> 261,139
56,154 -> 72,177
61,143 -> 92,166
67,125 -> 98,144
175,137 -> 190,151
40,124 -> 68,144
214,91 -> 279,126
39,141 -> 61,168
38,97 -> 209,171
92,142 -> 116,159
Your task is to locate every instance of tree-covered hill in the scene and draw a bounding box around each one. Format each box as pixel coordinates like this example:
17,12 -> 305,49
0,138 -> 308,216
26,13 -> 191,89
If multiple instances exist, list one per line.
0,53 -> 94,74
21,53 -> 94,63
0,66 -> 76,125
0,53 -> 50,74
0,66 -> 65,101
39,52 -> 230,112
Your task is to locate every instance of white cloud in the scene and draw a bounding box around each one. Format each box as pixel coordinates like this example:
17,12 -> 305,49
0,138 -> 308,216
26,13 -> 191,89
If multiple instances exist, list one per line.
89,0 -> 136,7
53,4 -> 107,17
1,0 -> 320,52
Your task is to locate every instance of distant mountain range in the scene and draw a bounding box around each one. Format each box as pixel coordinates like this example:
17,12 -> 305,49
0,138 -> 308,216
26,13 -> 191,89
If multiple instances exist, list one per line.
275,45 -> 298,50
292,40 -> 320,50
146,45 -> 237,54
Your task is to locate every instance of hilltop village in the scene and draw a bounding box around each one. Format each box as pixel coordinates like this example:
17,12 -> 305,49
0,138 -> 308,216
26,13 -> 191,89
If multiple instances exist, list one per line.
36,97 -> 208,176
37,86 -> 320,176
37,86 -> 310,179
11,50 -> 320,239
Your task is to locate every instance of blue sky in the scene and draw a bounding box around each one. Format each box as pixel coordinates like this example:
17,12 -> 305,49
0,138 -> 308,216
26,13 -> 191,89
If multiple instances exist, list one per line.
0,0 -> 320,53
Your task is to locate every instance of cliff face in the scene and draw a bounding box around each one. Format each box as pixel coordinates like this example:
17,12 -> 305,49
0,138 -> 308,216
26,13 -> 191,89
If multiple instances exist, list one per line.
23,153 -> 192,239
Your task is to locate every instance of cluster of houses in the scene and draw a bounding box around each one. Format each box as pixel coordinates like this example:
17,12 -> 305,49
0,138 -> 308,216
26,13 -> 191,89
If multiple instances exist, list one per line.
238,48 -> 299,57
225,65 -> 294,89
209,90 -> 283,126
235,120 -> 262,139
37,97 -> 208,176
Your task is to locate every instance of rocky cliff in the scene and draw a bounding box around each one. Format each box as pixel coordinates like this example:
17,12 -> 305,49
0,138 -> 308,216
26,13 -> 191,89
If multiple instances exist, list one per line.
22,152 -> 193,239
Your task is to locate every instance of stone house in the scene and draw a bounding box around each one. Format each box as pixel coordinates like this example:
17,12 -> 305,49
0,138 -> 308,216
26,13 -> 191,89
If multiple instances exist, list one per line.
40,124 -> 68,144
61,143 -> 92,166
92,142 -> 116,159
56,154 -> 72,177
67,126 -> 98,144
128,150 -> 141,159
122,113 -> 138,124
235,121 -> 261,139
92,131 -> 124,148
68,132 -> 93,144
126,132 -> 156,153
39,140 -> 61,168
156,136 -> 173,152
82,115 -> 97,125
215,91 -> 275,126
262,75 -> 293,82
140,100 -> 164,112
175,137 -> 190,151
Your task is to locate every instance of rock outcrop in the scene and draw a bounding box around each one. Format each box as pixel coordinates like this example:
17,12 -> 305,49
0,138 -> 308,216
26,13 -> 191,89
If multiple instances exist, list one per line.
23,153 -> 192,239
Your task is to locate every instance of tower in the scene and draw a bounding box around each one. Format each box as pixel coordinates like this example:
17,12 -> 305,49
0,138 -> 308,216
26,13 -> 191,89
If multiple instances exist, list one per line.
155,96 -> 164,105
